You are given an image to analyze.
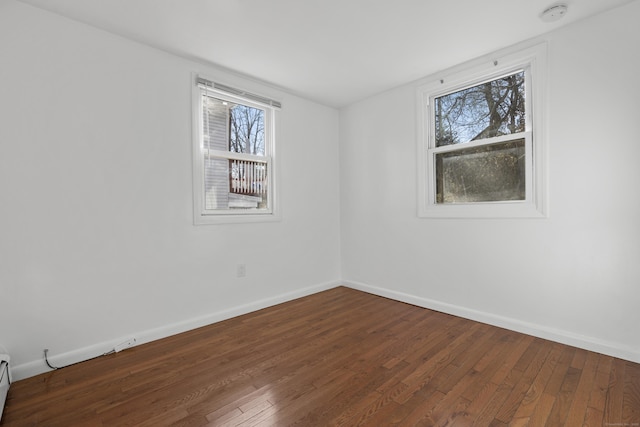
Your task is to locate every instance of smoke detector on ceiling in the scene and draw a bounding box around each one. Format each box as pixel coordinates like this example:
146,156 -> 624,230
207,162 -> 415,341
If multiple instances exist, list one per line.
540,4 -> 568,22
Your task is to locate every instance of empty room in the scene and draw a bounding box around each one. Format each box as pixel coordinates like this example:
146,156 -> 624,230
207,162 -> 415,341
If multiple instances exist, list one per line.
1,0 -> 639,425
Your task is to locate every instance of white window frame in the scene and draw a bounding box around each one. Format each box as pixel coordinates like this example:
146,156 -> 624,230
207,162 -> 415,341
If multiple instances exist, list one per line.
416,43 -> 548,218
192,74 -> 281,225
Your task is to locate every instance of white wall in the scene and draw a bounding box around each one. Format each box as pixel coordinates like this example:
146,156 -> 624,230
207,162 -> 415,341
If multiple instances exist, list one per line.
2,0 -> 639,382
340,1 -> 640,362
0,0 -> 341,379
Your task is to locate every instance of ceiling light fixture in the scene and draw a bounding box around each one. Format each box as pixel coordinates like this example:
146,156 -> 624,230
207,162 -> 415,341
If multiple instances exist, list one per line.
540,4 -> 568,22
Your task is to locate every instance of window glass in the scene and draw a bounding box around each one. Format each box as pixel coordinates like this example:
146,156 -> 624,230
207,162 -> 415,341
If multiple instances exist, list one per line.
229,104 -> 265,155
436,139 -> 525,203
201,94 -> 269,211
434,71 -> 525,147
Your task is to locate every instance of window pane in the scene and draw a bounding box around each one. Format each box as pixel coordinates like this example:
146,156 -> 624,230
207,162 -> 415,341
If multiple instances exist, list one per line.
202,95 -> 266,155
201,94 -> 268,211
202,95 -> 228,152
434,71 -> 525,147
229,105 -> 265,156
228,159 -> 268,209
204,157 -> 268,210
204,156 -> 229,210
436,139 -> 525,204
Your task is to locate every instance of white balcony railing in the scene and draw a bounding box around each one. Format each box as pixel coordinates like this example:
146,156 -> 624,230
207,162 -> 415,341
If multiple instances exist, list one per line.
229,158 -> 268,196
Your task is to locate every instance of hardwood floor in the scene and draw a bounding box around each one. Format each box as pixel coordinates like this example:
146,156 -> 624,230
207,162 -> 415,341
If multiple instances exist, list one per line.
2,287 -> 639,426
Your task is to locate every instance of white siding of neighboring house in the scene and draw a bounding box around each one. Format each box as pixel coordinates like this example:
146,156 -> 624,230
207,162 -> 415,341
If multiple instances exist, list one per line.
203,98 -> 229,210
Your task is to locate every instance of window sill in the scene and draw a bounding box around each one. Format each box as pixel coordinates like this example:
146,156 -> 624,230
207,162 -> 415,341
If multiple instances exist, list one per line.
194,211 -> 281,225
418,201 -> 547,219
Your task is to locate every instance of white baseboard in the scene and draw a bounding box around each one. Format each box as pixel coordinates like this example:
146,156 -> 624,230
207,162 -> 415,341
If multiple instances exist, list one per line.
13,279 -> 638,381
11,280 -> 341,381
343,280 -> 640,364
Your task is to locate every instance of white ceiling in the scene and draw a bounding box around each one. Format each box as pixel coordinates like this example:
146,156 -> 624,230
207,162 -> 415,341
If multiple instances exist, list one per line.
16,0 -> 636,107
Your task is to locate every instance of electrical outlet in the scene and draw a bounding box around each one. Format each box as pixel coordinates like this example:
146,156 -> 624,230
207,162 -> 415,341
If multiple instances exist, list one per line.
236,264 -> 246,277
114,337 -> 136,353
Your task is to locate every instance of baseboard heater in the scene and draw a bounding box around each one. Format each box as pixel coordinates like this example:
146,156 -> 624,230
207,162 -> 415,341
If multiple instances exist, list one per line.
0,354 -> 10,422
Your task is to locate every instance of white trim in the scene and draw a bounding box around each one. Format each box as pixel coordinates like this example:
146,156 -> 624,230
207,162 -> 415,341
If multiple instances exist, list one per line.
197,78 -> 282,109
416,42 -> 548,219
10,280 -> 341,381
428,132 -> 528,154
12,279 -> 640,380
343,280 -> 640,364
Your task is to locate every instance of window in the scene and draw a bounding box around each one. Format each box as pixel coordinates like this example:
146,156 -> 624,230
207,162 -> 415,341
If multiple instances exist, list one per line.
192,75 -> 280,224
417,43 -> 547,218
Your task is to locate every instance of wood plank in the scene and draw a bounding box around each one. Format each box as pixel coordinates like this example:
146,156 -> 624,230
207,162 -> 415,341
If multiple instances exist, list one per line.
587,354 -> 613,415
509,343 -> 564,423
528,392 -> 557,426
494,338 -> 553,422
3,287 -> 640,427
623,360 -> 640,424
545,366 -> 582,425
604,357 -> 627,424
564,351 -> 600,425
